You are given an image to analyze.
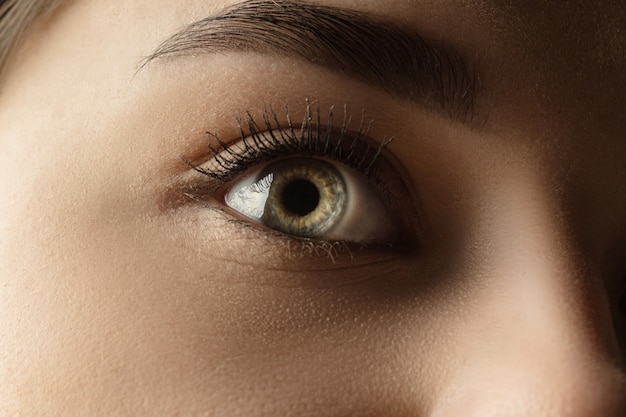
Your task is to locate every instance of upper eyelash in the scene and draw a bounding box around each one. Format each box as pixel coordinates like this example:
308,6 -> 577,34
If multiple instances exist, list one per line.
182,101 -> 394,190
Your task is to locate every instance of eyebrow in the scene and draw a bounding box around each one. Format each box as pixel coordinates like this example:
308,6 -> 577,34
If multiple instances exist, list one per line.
143,0 -> 479,122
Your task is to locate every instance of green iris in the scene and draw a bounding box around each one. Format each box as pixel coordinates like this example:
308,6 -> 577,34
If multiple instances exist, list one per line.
260,158 -> 347,237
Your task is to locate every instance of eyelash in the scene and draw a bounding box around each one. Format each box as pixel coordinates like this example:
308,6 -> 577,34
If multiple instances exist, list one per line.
182,102 -> 394,193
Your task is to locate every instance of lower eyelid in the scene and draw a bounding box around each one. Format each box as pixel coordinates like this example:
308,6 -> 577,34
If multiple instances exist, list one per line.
177,202 -> 411,280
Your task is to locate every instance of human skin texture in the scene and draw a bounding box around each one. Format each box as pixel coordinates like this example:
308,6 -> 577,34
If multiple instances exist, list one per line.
0,0 -> 625,415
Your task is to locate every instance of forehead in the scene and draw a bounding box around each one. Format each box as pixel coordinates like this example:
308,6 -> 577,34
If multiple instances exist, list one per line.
5,0 -> 626,133
303,0 -> 625,94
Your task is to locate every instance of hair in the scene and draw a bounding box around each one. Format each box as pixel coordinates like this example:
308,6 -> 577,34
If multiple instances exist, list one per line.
0,0 -> 64,76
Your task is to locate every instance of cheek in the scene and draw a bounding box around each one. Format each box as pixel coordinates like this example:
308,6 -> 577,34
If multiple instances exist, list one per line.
0,133 -> 455,413
0,108 -> 197,412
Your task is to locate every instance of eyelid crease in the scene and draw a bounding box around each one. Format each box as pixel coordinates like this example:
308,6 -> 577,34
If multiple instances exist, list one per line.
181,100 -> 395,194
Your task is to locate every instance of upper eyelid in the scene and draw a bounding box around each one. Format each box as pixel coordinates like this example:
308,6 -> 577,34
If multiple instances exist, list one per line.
180,103 -> 395,190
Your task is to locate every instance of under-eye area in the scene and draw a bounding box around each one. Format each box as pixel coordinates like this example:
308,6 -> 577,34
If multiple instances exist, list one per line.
180,103 -> 419,251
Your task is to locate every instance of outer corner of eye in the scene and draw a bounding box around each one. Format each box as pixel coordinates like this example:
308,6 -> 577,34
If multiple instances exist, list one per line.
222,157 -> 403,246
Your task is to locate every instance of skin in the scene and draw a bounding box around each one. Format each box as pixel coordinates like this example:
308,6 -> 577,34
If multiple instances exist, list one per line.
1,0 -> 625,415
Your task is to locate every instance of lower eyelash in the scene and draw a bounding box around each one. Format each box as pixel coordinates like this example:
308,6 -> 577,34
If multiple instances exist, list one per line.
184,198 -> 357,262
182,100 -> 394,191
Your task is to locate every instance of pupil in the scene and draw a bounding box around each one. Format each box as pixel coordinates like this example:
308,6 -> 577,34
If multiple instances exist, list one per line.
281,179 -> 320,216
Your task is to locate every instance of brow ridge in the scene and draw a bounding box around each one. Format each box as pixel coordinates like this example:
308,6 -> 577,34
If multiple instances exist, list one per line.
143,0 -> 479,122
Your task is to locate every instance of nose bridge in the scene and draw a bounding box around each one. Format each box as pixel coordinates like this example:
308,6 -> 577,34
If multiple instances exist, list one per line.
484,175 -> 614,356
431,175 -> 626,416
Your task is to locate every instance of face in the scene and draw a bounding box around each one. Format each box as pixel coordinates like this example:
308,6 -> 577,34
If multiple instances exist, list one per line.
1,0 -> 625,415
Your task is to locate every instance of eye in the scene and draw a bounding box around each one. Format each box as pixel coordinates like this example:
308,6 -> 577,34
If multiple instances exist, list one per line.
182,104 -> 417,249
223,156 -> 398,245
